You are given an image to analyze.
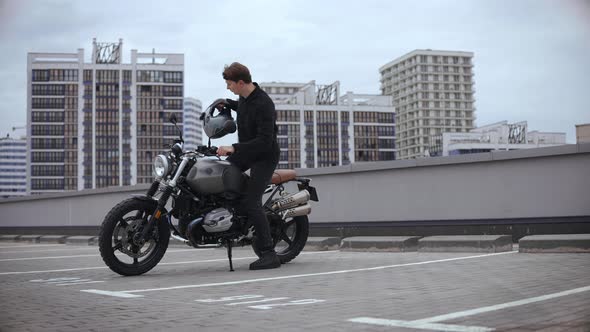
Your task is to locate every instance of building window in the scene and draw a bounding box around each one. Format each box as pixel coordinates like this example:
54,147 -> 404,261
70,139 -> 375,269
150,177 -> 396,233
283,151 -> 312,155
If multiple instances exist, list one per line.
137,70 -> 162,83
32,98 -> 65,109
123,70 -> 132,83
32,84 -> 65,96
277,110 -> 299,122
163,86 -> 183,97
32,70 -> 50,81
163,71 -> 183,83
84,70 -> 93,82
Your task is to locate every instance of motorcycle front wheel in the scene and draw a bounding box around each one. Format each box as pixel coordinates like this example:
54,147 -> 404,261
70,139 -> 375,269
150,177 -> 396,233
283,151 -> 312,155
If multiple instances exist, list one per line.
253,215 -> 309,264
98,198 -> 170,276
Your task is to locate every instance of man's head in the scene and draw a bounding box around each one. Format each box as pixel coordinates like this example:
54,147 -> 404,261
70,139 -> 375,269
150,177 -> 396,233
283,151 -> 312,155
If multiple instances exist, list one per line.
223,62 -> 253,96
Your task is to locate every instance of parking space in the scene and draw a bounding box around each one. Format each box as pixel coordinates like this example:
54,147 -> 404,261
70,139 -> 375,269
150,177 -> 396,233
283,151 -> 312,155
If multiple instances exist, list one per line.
1,242 -> 589,331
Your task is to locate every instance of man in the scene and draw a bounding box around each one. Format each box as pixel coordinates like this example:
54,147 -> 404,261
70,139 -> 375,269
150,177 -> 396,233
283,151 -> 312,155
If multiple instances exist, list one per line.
216,62 -> 281,270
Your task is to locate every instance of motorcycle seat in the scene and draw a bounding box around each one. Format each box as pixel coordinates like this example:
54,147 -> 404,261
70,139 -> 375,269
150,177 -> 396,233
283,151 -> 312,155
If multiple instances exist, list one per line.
271,169 -> 297,184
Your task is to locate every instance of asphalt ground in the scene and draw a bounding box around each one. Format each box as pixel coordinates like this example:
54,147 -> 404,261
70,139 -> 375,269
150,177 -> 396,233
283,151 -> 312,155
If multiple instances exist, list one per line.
0,242 -> 588,332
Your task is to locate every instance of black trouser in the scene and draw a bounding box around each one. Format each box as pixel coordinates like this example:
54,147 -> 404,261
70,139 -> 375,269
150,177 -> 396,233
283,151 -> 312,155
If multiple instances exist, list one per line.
223,158 -> 277,251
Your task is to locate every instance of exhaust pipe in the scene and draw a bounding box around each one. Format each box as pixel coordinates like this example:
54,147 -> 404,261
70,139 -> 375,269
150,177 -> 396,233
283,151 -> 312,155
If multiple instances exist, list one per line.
281,203 -> 312,218
170,232 -> 190,245
272,190 -> 310,212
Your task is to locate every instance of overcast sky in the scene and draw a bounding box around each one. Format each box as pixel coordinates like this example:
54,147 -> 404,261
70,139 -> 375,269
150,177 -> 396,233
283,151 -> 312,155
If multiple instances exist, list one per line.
0,0 -> 589,144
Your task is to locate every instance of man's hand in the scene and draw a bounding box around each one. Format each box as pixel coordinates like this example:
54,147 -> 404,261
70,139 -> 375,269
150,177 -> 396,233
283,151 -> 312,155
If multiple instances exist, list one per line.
217,145 -> 235,156
212,98 -> 227,111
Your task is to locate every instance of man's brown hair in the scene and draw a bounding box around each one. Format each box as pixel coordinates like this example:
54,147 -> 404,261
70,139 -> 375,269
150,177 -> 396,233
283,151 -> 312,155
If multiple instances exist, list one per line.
222,62 -> 252,83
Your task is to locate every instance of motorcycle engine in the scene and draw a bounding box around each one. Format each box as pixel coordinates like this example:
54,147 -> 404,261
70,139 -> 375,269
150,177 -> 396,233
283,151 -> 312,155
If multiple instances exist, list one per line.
202,208 -> 233,232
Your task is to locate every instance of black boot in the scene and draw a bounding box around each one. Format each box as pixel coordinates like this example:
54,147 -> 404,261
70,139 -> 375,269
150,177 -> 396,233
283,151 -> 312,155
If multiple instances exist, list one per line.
249,250 -> 280,270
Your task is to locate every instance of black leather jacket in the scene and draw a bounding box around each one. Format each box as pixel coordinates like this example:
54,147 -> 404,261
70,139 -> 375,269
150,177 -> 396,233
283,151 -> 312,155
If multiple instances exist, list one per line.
226,83 -> 280,168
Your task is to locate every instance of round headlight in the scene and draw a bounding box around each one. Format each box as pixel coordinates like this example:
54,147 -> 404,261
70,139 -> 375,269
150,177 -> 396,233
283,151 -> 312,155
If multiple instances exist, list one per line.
153,155 -> 170,178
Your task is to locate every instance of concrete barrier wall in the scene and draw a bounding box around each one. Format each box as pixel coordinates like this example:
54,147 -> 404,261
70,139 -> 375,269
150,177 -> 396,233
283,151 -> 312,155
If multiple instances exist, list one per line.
1,144 -> 589,229
296,144 -> 590,223
0,186 -> 150,227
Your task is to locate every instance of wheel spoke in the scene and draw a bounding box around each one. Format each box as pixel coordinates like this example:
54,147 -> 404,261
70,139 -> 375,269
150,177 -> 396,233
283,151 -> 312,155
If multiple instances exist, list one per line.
119,219 -> 129,228
112,242 -> 123,252
132,246 -> 140,265
280,230 -> 293,246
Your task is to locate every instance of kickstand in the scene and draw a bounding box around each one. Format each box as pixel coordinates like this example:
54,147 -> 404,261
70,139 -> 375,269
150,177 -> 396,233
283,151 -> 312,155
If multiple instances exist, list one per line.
226,238 -> 234,272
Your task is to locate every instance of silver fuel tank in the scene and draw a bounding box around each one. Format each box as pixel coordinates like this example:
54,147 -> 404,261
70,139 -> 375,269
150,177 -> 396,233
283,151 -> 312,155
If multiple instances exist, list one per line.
185,158 -> 232,194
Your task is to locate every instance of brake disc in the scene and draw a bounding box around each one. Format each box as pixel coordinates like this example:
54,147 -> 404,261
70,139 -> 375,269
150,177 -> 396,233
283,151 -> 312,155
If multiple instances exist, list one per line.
114,217 -> 156,258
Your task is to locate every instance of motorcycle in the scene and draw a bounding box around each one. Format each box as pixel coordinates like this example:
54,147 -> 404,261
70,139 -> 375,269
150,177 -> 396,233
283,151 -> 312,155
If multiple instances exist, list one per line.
98,113 -> 319,276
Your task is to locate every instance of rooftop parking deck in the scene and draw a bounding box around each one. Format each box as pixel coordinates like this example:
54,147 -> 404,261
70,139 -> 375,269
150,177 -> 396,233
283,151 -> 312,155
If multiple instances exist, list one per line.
1,242 -> 588,331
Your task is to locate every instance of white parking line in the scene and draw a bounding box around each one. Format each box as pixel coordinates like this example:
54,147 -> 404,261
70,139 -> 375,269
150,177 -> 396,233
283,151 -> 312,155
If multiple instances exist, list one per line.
412,285 -> 590,324
0,250 -> 338,275
0,257 -> 255,275
0,248 -> 210,262
0,248 -> 205,255
251,299 -> 326,310
0,244 -> 63,249
29,277 -> 106,287
348,318 -> 491,332
30,277 -> 79,283
80,289 -> 143,298
86,251 -> 516,295
55,281 -> 105,286
1,266 -> 107,276
196,295 -> 264,303
348,285 -> 590,331
0,254 -> 104,262
227,297 -> 289,306
0,247 -> 98,254
47,278 -> 88,284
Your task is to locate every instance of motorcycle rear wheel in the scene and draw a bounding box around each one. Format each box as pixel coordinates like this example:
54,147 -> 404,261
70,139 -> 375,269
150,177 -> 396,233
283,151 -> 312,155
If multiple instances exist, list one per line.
253,215 -> 309,264
98,198 -> 170,276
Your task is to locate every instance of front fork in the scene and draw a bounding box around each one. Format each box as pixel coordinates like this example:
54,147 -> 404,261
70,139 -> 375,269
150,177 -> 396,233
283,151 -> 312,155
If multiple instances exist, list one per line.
134,158 -> 189,245
133,185 -> 174,246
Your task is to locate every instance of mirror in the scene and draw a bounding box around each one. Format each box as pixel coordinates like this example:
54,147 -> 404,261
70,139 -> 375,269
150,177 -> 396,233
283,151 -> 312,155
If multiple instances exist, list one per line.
169,113 -> 178,125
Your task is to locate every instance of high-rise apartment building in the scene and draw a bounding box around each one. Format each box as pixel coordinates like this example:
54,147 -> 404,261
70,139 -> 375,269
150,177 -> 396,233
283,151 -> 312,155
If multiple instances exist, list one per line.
380,50 -> 476,159
183,97 -> 203,150
0,135 -> 27,198
27,39 -> 184,194
260,81 -> 395,168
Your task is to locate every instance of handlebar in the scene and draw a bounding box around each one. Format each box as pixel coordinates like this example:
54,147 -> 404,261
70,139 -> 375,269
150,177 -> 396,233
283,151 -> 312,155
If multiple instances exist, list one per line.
195,145 -> 218,156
